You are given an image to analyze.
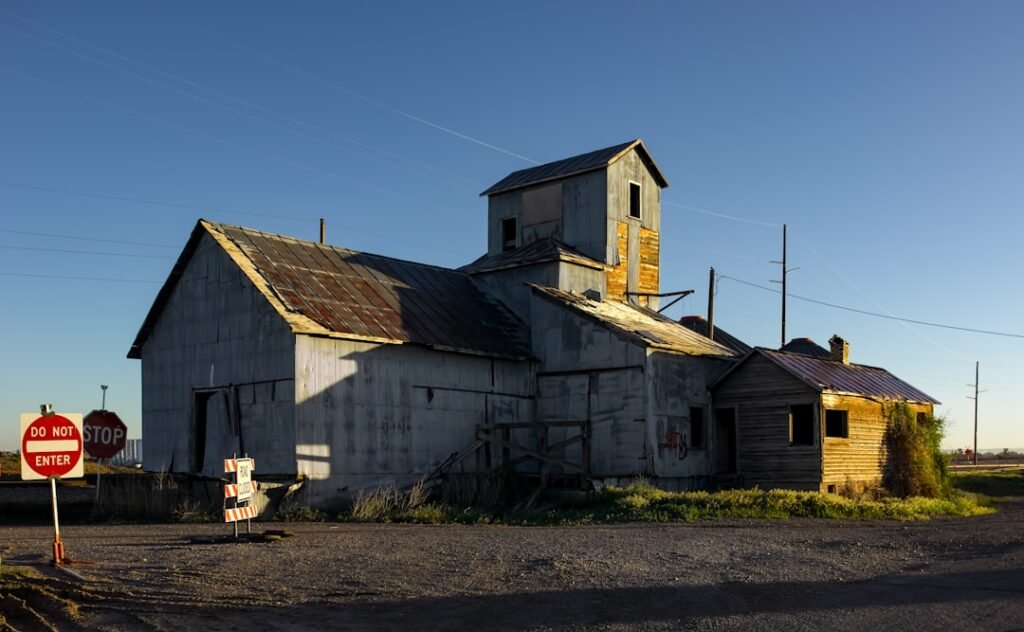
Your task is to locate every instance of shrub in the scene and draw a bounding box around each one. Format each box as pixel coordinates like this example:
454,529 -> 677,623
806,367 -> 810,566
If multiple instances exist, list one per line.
884,403 -> 951,498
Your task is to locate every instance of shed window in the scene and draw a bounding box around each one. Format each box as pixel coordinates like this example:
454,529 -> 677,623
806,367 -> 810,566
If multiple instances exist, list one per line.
790,404 -> 815,446
628,182 -> 641,219
825,409 -> 849,438
501,217 -> 517,251
689,406 -> 704,449
916,412 -> 929,424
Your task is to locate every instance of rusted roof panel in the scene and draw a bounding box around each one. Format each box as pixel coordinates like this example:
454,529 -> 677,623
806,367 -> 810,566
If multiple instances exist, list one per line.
678,316 -> 752,355
129,220 -> 532,360
759,348 -> 939,404
461,238 -> 607,275
532,286 -> 736,358
481,139 -> 669,196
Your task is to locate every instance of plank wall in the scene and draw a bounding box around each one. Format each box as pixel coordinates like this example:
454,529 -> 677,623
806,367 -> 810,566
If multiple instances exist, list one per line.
820,394 -> 934,490
139,235 -> 297,476
712,354 -> 822,490
294,335 -> 534,504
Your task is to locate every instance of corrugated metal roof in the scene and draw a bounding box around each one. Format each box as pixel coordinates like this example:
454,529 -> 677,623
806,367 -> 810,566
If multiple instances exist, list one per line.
532,286 -> 736,358
678,316 -> 752,355
460,238 -> 606,274
481,139 -> 669,196
779,337 -> 830,358
758,348 -> 940,404
129,221 -> 532,360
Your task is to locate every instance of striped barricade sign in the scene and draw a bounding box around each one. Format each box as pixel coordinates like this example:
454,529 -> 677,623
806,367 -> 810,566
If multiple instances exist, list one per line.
223,456 -> 256,529
224,505 -> 259,523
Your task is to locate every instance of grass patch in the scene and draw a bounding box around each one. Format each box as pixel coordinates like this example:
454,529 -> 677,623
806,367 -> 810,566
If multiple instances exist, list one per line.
952,469 -> 1024,498
328,478 -> 992,525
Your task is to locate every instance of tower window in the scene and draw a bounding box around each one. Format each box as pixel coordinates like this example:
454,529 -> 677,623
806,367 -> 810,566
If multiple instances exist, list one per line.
501,217 -> 517,251
628,181 -> 641,219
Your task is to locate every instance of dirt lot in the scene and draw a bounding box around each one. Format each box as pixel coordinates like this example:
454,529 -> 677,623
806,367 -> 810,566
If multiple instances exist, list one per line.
1,500 -> 1022,631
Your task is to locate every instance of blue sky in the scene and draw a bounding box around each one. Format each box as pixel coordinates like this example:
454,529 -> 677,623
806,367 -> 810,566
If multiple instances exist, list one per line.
2,1 -> 1022,453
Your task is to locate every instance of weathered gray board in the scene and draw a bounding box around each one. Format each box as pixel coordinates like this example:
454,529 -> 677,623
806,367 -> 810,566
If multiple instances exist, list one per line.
472,259 -> 605,324
531,293 -> 732,488
140,236 -> 297,477
293,335 -> 535,504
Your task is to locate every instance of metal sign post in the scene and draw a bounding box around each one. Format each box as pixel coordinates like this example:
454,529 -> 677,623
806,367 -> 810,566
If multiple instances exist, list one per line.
21,404 -> 84,565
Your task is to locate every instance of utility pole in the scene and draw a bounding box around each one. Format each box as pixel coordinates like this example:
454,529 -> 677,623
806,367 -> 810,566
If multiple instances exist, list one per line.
967,362 -> 984,465
707,267 -> 715,341
770,224 -> 798,348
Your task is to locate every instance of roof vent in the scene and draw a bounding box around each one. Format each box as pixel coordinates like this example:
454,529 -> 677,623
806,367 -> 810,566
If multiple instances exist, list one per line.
583,289 -> 602,301
829,335 -> 850,364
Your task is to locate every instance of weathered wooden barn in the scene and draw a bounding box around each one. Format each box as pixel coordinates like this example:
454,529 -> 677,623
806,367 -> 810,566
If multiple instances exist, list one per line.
711,337 -> 939,492
128,220 -> 535,502
130,139 -> 745,501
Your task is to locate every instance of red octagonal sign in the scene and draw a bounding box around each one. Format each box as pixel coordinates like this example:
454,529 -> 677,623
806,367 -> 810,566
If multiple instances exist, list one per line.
21,413 -> 84,480
83,410 -> 128,459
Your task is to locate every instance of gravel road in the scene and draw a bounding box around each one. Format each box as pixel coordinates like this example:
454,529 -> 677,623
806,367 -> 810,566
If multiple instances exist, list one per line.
2,502 -> 1023,631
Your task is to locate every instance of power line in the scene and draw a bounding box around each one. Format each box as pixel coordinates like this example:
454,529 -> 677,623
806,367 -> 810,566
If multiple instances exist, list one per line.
0,63 -> 478,222
0,19 -> 477,192
0,244 -> 175,259
0,181 -> 462,256
662,201 -> 780,227
0,272 -> 158,283
717,274 -> 1024,339
0,180 -> 317,223
176,18 -> 540,165
0,227 -> 178,249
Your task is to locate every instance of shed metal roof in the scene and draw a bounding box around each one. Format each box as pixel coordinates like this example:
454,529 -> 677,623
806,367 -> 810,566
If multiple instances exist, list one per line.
750,348 -> 940,404
531,286 -> 736,358
128,221 -> 532,360
460,238 -> 607,275
481,139 -> 669,196
779,337 -> 831,358
678,316 -> 752,355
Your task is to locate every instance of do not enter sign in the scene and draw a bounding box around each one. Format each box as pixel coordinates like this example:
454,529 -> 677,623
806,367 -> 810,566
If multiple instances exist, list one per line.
83,410 -> 127,459
20,413 -> 84,480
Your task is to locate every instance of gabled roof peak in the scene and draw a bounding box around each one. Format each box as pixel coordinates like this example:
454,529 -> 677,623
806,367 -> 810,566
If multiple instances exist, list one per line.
481,139 -> 669,196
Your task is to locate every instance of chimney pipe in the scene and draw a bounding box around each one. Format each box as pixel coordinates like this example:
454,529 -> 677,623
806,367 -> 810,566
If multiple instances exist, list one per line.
319,218 -> 325,244
707,267 -> 715,341
828,335 -> 849,364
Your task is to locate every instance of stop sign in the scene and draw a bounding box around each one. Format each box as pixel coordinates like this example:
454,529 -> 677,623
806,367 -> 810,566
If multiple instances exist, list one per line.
20,413 -> 84,480
83,410 -> 127,459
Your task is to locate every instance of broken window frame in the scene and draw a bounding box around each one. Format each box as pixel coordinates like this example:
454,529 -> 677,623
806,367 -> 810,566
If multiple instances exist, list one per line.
689,406 -> 705,449
789,403 -> 815,446
824,409 -> 849,439
628,181 -> 642,220
501,216 -> 517,251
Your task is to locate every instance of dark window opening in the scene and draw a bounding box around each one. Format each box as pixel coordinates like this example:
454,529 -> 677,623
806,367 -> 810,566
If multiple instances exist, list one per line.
628,182 -> 641,219
825,409 -> 849,438
790,404 -> 815,445
916,412 -> 929,424
690,406 -> 704,449
501,217 -> 517,251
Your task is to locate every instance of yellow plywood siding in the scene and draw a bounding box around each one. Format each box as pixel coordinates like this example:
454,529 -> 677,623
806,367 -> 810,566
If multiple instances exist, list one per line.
607,222 -> 628,302
820,394 -> 934,491
639,227 -> 659,302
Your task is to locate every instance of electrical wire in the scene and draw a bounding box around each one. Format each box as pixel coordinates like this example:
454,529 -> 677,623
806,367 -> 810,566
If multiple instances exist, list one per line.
0,271 -> 158,283
0,245 -> 174,259
0,227 -> 178,248
717,274 -> 1024,339
0,19 -> 477,192
174,17 -> 539,165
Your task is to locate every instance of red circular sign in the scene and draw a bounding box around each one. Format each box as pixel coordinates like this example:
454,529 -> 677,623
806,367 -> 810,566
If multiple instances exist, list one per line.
21,414 -> 83,478
83,410 -> 128,459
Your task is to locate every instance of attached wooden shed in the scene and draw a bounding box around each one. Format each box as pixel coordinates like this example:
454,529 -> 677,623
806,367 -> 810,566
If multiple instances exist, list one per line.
530,285 -> 738,489
711,343 -> 939,492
